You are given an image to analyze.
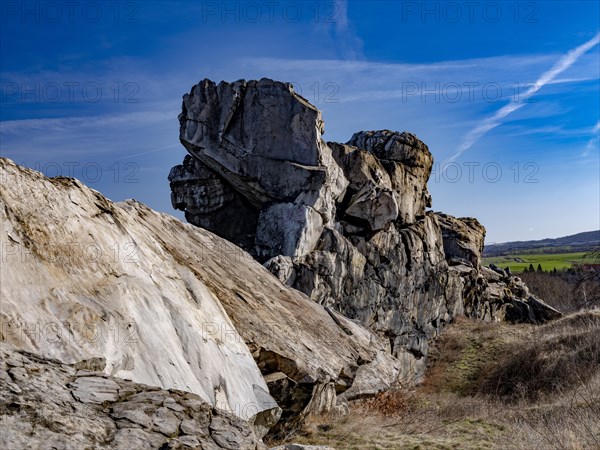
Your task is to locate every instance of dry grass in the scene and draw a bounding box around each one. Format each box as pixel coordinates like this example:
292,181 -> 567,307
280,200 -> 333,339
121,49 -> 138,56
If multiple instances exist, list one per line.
266,311 -> 600,450
479,310 -> 600,400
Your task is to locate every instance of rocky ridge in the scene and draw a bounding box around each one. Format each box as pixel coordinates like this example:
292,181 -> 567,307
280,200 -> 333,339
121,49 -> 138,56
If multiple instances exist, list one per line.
170,78 -> 561,385
0,78 -> 562,448
0,343 -> 337,450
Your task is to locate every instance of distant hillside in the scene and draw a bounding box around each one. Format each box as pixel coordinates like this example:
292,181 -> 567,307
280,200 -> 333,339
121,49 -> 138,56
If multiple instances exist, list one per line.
483,230 -> 600,257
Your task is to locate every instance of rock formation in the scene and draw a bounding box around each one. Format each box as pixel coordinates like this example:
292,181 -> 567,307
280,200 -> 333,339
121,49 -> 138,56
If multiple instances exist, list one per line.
1,158 -> 280,437
0,78 -> 562,447
170,78 -> 560,386
437,213 -> 561,324
1,157 -> 401,441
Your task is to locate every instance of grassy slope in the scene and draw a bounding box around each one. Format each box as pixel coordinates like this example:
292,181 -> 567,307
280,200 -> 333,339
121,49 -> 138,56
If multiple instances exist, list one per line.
266,312 -> 600,450
482,251 -> 594,272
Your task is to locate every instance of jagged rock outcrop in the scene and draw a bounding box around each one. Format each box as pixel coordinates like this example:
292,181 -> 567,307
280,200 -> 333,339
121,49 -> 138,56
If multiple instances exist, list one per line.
436,213 -> 561,324
170,78 -> 561,388
1,157 -> 402,440
172,78 -> 347,261
0,344 -> 263,449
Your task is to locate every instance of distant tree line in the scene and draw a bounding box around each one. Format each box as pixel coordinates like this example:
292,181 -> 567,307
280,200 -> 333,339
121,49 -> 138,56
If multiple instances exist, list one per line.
518,249 -> 600,312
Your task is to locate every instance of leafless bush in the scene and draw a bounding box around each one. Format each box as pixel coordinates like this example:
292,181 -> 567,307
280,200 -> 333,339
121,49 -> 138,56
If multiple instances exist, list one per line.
520,266 -> 600,313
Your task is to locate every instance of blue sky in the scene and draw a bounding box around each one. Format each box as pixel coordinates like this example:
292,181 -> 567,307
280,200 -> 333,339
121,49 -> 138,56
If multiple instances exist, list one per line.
1,0 -> 598,243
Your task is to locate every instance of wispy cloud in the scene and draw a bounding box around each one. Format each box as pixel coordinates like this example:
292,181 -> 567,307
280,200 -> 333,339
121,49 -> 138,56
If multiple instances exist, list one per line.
446,33 -> 600,165
315,0 -> 364,61
582,120 -> 600,157
0,111 -> 175,134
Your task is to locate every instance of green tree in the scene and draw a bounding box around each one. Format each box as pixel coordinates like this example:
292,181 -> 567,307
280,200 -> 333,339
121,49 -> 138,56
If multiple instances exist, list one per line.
528,263 -> 535,273
537,263 -> 543,273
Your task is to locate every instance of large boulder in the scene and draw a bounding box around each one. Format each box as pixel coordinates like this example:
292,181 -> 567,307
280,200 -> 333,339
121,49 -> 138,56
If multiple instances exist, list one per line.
176,78 -> 348,233
435,213 -> 485,268
170,78 -> 560,389
346,130 -> 433,225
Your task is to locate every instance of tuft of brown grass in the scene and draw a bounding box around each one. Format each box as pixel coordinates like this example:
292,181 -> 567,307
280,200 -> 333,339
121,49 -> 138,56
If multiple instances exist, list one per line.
353,390 -> 409,416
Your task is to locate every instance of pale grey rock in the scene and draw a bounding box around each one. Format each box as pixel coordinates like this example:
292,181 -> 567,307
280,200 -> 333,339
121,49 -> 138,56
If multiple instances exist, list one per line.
338,352 -> 402,400
71,376 -> 121,404
173,78 -> 349,260
279,213 -> 455,384
434,213 -> 560,325
346,130 -> 433,224
481,266 -> 503,282
171,80 -> 559,396
329,142 -> 398,230
344,184 -> 398,231
0,344 -> 264,449
171,80 -> 560,419
170,79 -> 499,390
436,213 -> 485,268
0,158 -> 280,433
177,78 -> 347,223
348,130 -> 432,167
210,412 -> 257,449
1,157 -> 405,437
251,384 -> 284,439
263,256 -> 297,285
300,382 -> 348,419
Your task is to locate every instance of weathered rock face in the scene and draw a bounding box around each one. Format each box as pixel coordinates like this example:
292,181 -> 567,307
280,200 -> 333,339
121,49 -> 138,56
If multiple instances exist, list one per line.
170,79 -> 454,385
435,214 -> 561,324
344,130 -> 433,225
170,78 -> 560,389
172,78 -> 347,259
1,157 -> 402,439
436,213 -> 485,268
0,158 -> 279,435
169,154 -> 259,250
0,344 -> 263,449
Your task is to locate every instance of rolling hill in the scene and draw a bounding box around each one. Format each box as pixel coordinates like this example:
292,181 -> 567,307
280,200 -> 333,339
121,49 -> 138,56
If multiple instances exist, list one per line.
483,230 -> 600,257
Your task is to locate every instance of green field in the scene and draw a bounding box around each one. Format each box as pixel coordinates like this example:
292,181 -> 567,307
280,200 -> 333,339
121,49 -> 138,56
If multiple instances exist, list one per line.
482,252 -> 595,273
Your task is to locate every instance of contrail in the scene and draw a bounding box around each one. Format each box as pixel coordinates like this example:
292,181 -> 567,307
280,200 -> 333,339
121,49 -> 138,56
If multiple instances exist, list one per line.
113,143 -> 180,161
444,32 -> 600,167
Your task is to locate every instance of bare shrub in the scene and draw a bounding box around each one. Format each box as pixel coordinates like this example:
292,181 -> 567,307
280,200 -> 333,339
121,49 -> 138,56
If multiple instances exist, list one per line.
354,389 -> 409,416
